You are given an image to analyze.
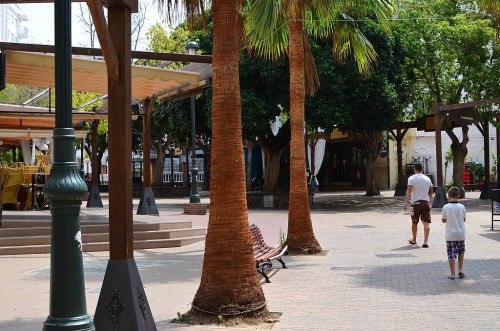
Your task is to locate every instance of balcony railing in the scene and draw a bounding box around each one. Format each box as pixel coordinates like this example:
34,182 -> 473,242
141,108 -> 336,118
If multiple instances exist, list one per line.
99,172 -> 204,186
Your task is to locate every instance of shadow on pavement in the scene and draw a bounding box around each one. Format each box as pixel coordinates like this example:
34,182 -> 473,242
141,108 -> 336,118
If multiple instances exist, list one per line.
353,258 -> 500,296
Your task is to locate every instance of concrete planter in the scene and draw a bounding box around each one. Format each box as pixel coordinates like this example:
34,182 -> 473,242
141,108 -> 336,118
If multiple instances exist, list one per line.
247,191 -> 314,209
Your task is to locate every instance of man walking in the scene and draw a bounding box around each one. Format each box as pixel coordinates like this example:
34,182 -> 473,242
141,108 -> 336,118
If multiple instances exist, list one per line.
403,162 -> 433,248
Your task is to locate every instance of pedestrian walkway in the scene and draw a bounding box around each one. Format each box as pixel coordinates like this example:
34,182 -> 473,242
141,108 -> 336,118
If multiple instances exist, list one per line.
0,190 -> 499,330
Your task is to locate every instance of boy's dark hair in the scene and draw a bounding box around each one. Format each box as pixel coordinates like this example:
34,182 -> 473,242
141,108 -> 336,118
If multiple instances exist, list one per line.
414,162 -> 423,172
447,186 -> 460,199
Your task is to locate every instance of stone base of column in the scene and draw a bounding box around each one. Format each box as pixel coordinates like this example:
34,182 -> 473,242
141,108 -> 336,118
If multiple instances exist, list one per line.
94,259 -> 157,331
394,177 -> 407,196
137,187 -> 159,216
86,185 -> 103,208
432,186 -> 448,208
183,203 -> 207,215
479,182 -> 492,200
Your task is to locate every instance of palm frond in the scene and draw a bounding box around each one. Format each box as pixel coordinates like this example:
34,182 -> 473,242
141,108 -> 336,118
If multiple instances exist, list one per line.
154,0 -> 208,30
245,0 -> 290,60
477,0 -> 500,12
332,13 -> 378,76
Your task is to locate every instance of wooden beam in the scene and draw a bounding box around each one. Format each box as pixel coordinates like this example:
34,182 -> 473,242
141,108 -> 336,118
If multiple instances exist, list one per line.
0,0 -> 138,12
0,42 -> 213,63
440,97 -> 500,111
86,0 -> 119,85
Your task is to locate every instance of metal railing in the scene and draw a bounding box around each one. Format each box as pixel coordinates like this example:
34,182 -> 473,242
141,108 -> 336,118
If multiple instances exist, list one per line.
98,172 -> 205,185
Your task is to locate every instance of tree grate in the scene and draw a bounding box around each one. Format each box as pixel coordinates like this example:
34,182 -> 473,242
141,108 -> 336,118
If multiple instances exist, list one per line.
375,253 -> 415,258
480,225 -> 500,229
345,225 -> 374,228
330,266 -> 363,271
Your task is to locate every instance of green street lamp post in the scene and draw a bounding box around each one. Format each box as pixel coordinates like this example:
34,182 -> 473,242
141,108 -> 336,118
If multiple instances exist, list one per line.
42,0 -> 94,330
186,41 -> 200,203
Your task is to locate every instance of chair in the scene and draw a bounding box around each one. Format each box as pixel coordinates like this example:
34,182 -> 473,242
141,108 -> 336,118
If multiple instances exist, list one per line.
37,154 -> 51,167
19,165 -> 38,210
1,166 -> 23,210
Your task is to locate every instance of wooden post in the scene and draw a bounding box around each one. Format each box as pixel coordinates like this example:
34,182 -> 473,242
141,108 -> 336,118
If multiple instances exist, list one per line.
107,4 -> 133,260
480,120 -> 491,199
497,125 -> 499,188
137,96 -> 158,215
432,103 -> 447,208
94,0 -> 156,329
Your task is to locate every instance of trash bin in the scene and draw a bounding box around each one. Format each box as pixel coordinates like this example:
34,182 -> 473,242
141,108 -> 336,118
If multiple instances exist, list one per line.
491,189 -> 500,230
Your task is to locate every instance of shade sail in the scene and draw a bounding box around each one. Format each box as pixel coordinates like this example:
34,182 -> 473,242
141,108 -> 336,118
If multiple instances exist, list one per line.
3,51 -> 204,100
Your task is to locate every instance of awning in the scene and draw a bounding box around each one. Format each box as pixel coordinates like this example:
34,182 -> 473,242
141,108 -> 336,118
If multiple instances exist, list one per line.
3,50 -> 206,100
0,103 -> 138,145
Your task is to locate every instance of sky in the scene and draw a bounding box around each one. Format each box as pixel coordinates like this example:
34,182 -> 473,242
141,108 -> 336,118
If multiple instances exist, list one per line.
16,1 -> 169,51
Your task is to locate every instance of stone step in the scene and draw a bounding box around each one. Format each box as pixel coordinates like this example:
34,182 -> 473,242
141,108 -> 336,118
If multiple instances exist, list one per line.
0,221 -> 194,237
0,228 -> 207,247
0,235 -> 206,255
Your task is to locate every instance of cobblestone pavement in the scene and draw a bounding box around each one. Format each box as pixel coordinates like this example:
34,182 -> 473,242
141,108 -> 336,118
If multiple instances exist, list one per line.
0,190 -> 499,331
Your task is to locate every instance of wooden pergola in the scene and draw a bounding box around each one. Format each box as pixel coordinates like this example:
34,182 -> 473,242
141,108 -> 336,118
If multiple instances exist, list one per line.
391,99 -> 500,205
0,1 -> 213,329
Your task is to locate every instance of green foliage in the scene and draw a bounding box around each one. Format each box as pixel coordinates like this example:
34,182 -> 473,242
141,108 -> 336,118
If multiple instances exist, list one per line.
466,161 -> 485,182
279,228 -> 286,245
176,312 -> 189,323
0,84 -> 47,105
395,0 -> 497,115
306,19 -> 410,134
239,52 -> 290,141
0,149 -> 13,163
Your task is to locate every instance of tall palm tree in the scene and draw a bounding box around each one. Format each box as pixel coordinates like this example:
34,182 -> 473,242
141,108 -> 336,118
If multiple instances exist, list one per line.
246,0 -> 394,254
477,0 -> 500,33
155,0 -> 266,315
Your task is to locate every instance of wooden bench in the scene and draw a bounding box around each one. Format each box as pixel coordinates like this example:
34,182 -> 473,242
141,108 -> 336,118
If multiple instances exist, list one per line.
250,224 -> 288,283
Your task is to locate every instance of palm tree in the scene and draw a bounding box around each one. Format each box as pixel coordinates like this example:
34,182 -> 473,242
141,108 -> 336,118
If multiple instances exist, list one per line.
245,0 -> 393,254
477,0 -> 500,33
155,0 -> 266,315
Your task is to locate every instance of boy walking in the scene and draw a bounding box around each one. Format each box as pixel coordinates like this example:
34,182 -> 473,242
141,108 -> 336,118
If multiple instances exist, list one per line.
441,186 -> 466,280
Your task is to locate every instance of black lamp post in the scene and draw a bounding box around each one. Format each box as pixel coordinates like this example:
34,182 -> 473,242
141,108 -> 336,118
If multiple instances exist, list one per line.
186,41 -> 200,203
43,0 -> 94,329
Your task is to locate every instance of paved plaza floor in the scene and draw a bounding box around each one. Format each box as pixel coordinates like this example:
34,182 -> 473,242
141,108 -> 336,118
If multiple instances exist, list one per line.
0,190 -> 499,330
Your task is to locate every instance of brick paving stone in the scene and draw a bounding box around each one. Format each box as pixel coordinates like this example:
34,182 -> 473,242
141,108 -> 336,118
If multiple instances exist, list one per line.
1,190 -> 499,330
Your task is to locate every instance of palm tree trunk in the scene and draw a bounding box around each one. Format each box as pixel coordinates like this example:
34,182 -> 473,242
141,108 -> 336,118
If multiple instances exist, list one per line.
286,2 -> 321,255
192,1 -> 266,315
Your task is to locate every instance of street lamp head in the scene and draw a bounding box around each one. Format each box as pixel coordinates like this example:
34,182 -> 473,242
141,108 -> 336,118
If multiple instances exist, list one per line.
185,40 -> 200,55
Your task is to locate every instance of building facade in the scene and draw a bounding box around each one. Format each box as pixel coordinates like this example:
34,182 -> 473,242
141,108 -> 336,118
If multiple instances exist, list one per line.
0,4 -> 28,43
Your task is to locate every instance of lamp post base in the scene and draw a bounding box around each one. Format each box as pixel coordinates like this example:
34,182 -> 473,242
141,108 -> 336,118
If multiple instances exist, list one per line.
43,315 -> 94,331
94,259 -> 157,331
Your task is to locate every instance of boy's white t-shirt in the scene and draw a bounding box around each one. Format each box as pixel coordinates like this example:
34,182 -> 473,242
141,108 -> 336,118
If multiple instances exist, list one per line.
442,202 -> 466,241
